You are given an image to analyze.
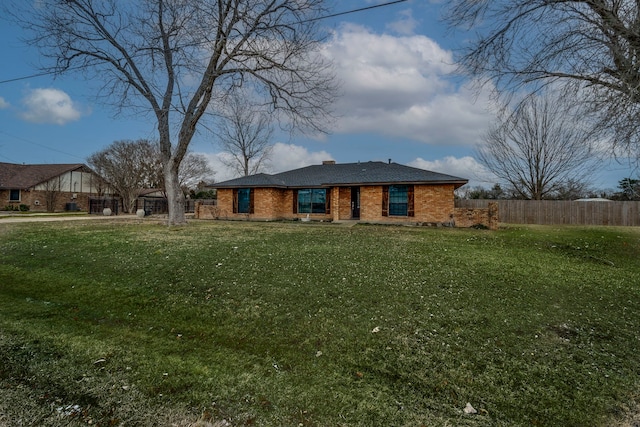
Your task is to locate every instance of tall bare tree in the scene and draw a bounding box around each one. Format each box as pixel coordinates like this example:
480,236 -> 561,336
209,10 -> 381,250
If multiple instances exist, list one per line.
9,0 -> 336,225
444,0 -> 640,158
477,94 -> 600,200
88,140 -> 158,213
218,92 -> 274,177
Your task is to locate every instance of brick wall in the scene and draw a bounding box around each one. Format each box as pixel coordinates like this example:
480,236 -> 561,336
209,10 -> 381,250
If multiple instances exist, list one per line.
200,188 -> 334,221
214,189 -> 234,219
337,187 -> 352,220
416,185 -> 457,223
198,186 -> 500,229
453,202 -> 499,230
2,189 -> 92,212
358,184 -> 457,224
207,184 -> 467,225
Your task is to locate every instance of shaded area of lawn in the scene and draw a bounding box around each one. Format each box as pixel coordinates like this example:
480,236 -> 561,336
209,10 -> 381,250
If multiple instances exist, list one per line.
1,221 -> 639,426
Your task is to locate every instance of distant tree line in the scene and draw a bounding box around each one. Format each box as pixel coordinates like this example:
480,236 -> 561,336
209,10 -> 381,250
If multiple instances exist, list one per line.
612,178 -> 640,201
460,179 -> 640,201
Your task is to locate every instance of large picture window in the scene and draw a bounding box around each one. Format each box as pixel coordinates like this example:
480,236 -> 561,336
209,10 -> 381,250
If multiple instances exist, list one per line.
389,185 -> 408,216
295,189 -> 328,214
382,185 -> 414,217
233,188 -> 253,214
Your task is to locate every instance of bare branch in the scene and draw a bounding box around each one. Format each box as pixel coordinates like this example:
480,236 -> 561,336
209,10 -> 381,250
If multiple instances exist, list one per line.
445,0 -> 640,159
477,93 -> 602,199
8,0 -> 336,225
216,90 -> 275,177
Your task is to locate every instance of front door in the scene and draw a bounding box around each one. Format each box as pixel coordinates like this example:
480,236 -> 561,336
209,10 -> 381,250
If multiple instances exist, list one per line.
351,187 -> 360,219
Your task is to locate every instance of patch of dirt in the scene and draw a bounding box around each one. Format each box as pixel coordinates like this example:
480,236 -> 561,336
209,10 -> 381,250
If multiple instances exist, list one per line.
609,394 -> 640,427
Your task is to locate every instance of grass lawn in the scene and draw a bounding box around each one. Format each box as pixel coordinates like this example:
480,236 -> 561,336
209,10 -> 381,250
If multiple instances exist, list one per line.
0,220 -> 639,426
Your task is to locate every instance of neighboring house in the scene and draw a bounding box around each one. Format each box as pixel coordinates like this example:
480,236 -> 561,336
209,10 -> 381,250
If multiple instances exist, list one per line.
0,162 -> 109,212
199,160 -> 471,224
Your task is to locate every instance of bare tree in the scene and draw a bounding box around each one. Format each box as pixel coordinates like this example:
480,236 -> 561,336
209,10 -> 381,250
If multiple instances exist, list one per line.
218,92 -> 274,177
149,151 -> 215,195
89,140 -> 214,212
88,140 -> 157,213
9,0 -> 336,225
40,176 -> 62,212
444,0 -> 640,158
477,94 -> 601,200
178,153 -> 215,192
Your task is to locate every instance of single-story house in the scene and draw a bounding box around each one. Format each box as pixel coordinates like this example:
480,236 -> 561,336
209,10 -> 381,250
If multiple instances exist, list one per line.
0,162 -> 110,212
197,160 -> 473,225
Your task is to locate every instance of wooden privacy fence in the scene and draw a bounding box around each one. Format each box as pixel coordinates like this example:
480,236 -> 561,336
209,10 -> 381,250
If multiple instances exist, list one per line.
455,200 -> 640,226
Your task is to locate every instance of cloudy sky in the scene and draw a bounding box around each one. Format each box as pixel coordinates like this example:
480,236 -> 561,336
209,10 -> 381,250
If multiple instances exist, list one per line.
0,0 -> 633,189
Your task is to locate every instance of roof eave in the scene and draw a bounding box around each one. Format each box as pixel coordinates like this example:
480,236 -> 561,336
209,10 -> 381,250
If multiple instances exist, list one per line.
216,180 -> 469,189
214,184 -> 288,189
324,180 -> 469,187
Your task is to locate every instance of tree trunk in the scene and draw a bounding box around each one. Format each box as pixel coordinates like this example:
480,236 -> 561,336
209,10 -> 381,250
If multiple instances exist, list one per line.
164,159 -> 186,225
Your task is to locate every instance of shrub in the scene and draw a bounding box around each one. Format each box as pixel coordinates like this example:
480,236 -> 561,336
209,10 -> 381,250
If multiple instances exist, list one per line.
191,189 -> 217,199
19,204 -> 30,212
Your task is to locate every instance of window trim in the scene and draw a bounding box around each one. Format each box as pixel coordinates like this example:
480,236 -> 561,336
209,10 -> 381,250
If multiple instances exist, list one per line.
382,185 -> 414,217
9,189 -> 20,202
293,188 -> 330,215
233,188 -> 254,214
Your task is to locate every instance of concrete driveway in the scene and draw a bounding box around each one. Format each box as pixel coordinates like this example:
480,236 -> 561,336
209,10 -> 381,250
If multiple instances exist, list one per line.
0,213 -> 140,223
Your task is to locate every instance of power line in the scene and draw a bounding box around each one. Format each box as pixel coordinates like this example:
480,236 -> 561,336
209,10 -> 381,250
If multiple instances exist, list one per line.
0,130 -> 86,161
0,71 -> 58,84
304,0 -> 409,22
0,0 -> 409,85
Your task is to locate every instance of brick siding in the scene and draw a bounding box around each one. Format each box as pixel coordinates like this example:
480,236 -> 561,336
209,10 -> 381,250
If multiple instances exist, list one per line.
201,184 -> 471,223
453,202 -> 499,230
197,186 -> 498,229
1,189 -> 92,212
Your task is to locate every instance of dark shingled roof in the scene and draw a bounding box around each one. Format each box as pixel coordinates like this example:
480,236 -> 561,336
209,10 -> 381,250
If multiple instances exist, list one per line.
0,163 -> 91,190
214,161 -> 468,189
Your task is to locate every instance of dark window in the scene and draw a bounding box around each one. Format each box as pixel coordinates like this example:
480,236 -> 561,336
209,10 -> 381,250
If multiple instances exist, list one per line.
297,189 -> 327,214
233,188 -> 253,214
389,185 -> 408,216
237,188 -> 251,213
9,190 -> 20,201
382,185 -> 414,217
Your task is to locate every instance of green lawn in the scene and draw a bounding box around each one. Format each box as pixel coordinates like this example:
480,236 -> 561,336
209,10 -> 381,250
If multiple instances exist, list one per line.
0,220 -> 639,426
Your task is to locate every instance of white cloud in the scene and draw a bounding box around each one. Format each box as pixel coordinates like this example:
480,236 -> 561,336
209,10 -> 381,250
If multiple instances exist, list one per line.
323,24 -> 494,146
266,142 -> 333,173
386,9 -> 419,35
409,156 -> 497,188
0,97 -> 9,109
20,88 -> 82,125
201,142 -> 333,183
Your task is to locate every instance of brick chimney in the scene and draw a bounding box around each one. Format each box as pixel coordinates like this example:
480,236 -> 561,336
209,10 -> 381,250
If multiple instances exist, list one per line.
322,160 -> 336,165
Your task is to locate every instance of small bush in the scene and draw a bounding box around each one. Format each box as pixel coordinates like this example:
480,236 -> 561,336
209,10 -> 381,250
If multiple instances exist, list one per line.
471,223 -> 489,229
2,205 -> 19,211
192,189 -> 217,199
19,204 -> 30,212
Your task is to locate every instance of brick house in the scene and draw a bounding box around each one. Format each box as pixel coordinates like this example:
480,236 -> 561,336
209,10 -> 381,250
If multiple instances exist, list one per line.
0,162 -> 110,212
197,161 -> 473,225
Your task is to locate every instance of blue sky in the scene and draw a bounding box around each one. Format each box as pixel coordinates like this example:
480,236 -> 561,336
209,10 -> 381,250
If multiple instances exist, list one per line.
0,0 -> 635,190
